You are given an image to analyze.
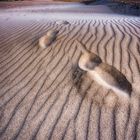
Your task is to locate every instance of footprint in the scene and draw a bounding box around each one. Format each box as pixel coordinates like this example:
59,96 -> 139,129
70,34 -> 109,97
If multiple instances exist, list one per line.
76,40 -> 132,98
39,30 -> 59,48
56,20 -> 70,25
76,40 -> 102,71
91,63 -> 132,97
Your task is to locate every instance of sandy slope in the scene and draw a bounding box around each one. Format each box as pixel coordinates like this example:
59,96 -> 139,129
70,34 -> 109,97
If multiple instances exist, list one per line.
0,2 -> 140,140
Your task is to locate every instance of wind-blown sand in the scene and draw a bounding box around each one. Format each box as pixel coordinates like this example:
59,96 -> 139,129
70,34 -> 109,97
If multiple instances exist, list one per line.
0,2 -> 140,140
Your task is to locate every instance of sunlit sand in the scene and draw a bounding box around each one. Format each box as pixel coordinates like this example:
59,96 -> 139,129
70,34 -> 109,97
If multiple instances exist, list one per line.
0,2 -> 140,140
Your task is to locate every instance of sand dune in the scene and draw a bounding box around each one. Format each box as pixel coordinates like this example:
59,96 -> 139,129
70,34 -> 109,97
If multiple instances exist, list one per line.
0,3 -> 140,140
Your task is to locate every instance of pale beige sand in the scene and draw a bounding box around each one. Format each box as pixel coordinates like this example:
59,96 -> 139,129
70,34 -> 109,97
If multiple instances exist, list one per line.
0,3 -> 140,140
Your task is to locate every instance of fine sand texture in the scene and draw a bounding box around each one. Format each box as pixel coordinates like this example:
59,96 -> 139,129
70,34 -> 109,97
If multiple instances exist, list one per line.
0,2 -> 140,140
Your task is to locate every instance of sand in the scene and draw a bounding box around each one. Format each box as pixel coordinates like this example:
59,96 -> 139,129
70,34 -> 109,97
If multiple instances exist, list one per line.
0,2 -> 140,140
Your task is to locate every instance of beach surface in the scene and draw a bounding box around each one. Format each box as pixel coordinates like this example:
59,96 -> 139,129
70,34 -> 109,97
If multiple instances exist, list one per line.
0,2 -> 140,140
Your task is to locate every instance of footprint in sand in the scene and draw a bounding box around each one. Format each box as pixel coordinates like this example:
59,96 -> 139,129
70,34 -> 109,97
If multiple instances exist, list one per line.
76,40 -> 132,98
39,30 -> 59,48
56,20 -> 70,25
